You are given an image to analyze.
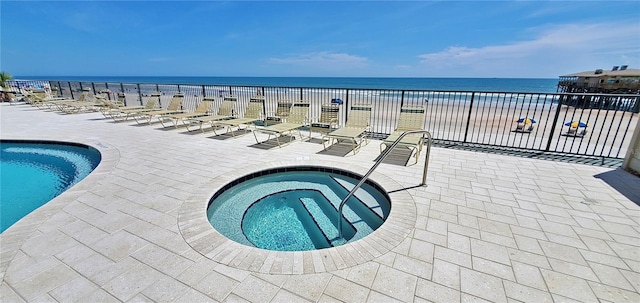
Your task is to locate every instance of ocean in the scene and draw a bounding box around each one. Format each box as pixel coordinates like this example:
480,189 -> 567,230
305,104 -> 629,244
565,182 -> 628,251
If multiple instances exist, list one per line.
16,76 -> 560,93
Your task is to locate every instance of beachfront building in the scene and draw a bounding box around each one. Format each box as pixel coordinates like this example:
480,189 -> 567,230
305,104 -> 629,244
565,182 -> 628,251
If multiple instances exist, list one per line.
557,66 -> 640,112
557,65 -> 640,94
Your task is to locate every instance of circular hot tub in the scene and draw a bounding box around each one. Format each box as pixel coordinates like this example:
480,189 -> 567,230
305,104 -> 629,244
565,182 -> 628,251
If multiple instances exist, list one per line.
207,166 -> 391,251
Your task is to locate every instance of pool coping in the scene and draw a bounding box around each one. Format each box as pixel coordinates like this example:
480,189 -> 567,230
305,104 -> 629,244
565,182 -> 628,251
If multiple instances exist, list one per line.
178,159 -> 417,274
0,138 -> 120,280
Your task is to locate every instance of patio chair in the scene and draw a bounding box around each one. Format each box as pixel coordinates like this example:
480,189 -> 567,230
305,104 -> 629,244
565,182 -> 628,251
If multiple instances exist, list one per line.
322,104 -> 372,155
515,124 -> 534,133
214,96 -> 265,137
265,99 -> 293,126
253,100 -> 311,147
184,96 -> 237,132
45,89 -> 92,111
57,90 -> 103,114
133,93 -> 185,125
158,98 -> 214,128
380,105 -> 427,164
110,92 -> 161,121
310,103 -> 340,138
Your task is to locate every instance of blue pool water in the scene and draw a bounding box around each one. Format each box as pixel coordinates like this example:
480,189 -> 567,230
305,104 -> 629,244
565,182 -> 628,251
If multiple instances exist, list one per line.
0,141 -> 101,233
207,167 -> 390,251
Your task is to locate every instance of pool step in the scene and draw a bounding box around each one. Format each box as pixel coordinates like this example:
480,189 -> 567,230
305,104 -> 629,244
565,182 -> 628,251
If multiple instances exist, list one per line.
329,176 -> 385,228
299,193 -> 356,245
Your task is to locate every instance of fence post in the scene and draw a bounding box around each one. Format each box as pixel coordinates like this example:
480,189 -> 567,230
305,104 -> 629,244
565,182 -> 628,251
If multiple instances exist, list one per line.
69,82 -> 75,99
137,84 -> 143,105
463,92 -> 475,143
202,85 -> 206,97
545,94 -> 564,151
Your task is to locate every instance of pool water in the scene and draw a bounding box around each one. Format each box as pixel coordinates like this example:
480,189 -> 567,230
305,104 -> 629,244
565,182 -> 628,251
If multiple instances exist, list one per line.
0,141 -> 101,233
207,168 -> 391,251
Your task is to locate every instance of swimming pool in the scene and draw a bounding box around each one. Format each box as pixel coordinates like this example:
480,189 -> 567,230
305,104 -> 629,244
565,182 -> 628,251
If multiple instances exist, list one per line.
0,140 -> 101,232
207,166 -> 391,251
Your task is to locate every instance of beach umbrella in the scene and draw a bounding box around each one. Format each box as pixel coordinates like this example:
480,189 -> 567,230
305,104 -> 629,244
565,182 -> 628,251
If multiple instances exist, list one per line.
515,117 -> 536,124
565,121 -> 588,128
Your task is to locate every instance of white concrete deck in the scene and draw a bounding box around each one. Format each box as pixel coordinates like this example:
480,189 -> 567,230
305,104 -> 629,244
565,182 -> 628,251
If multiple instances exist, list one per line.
1,102 -> 639,303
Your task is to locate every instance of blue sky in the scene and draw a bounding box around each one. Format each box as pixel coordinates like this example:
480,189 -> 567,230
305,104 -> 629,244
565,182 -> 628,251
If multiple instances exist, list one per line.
1,1 -> 639,78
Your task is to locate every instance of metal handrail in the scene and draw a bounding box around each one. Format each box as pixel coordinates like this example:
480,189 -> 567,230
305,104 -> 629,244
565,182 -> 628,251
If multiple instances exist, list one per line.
338,130 -> 433,238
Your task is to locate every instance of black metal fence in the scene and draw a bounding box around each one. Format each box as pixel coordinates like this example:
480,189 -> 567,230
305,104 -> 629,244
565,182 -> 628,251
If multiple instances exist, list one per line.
8,79 -> 639,159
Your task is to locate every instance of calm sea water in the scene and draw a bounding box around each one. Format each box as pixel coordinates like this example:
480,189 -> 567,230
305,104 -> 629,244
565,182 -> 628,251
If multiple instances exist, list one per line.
17,76 -> 559,93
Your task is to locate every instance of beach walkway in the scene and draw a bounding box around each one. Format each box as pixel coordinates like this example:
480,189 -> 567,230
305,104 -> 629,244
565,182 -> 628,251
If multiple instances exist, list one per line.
1,102 -> 639,302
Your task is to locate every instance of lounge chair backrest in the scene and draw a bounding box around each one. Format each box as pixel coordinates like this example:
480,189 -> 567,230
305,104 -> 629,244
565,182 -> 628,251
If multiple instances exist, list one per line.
244,96 -> 265,119
275,99 -> 293,118
287,101 -> 311,124
397,105 -> 426,130
116,92 -> 126,106
217,95 -> 238,116
32,90 -> 48,101
345,104 -> 372,127
166,94 -> 184,111
144,93 -> 161,109
195,99 -> 214,113
318,104 -> 339,124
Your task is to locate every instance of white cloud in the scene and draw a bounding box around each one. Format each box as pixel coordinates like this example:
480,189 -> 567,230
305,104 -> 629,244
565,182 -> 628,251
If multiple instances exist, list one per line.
418,21 -> 640,77
269,52 -> 368,71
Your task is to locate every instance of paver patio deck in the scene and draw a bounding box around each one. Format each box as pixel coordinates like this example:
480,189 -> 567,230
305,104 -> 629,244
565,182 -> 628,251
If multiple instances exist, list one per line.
1,102 -> 639,302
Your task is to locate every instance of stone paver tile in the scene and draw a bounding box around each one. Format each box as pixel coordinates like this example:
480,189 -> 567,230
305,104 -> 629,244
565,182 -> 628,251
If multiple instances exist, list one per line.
513,235 -> 543,254
548,258 -> 598,281
49,276 -> 99,303
252,273 -> 289,288
224,293 -> 251,303
176,257 -> 218,286
538,241 -> 587,266
477,218 -> 513,238
0,282 -> 26,303
231,274 -> 280,303
472,257 -> 515,281
79,289 -> 120,303
580,249 -> 630,269
427,218 -> 448,235
434,246 -> 472,268
125,293 -> 154,302
460,267 -> 507,303
4,255 -> 60,285
282,273 -> 331,302
367,291 -> 405,303
432,259 -> 460,290
371,264 -> 418,302
415,278 -> 460,303
90,229 -> 149,262
620,269 -> 640,292
464,293 -> 499,302
588,281 -> 640,303
393,254 -> 433,278
414,229 -> 447,247
346,261 -> 379,288
193,270 -> 239,301
214,263 -> 251,282
175,288 -> 218,303
608,242 -> 639,261
447,232 -> 471,254
511,261 -> 547,291
408,239 -> 435,263
141,275 -> 190,302
317,294 -> 343,303
11,263 -> 78,301
589,263 -> 635,291
470,239 -> 510,265
503,280 -> 552,303
271,289 -> 312,303
540,269 -> 598,302
101,262 -> 165,302
324,276 -> 370,303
